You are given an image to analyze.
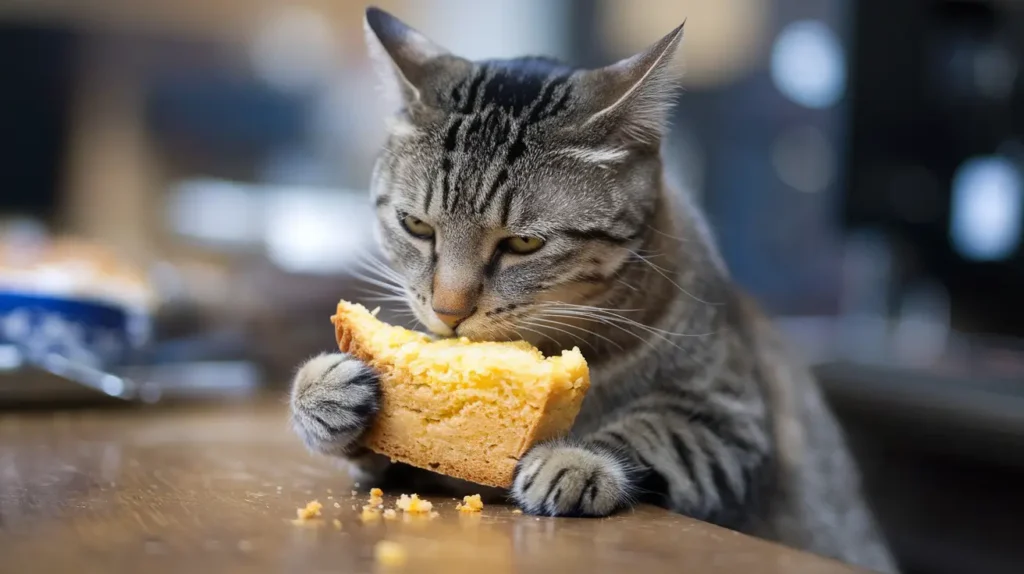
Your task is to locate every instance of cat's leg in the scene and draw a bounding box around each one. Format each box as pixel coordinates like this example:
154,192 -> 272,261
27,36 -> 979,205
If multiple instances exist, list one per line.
290,352 -> 391,483
511,392 -> 770,521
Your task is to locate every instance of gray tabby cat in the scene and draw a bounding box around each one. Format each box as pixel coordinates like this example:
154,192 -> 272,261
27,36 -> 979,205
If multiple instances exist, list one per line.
290,7 -> 898,573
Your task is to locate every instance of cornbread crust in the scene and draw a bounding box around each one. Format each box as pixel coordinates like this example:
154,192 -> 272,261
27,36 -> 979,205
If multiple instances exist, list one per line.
332,301 -> 590,488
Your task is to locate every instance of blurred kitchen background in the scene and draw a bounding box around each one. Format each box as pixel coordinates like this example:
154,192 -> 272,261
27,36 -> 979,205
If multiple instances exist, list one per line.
1,1 -> 1023,572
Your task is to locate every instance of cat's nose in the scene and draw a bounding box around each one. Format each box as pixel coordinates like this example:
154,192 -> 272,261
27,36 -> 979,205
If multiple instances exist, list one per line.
432,269 -> 479,330
432,306 -> 474,329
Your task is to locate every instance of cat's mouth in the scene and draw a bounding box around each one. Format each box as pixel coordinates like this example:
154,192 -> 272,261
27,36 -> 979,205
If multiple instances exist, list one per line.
411,298 -> 592,355
447,310 -> 570,355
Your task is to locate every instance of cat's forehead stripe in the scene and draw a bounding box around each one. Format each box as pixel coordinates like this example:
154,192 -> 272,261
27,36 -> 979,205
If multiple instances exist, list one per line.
428,59 -> 577,223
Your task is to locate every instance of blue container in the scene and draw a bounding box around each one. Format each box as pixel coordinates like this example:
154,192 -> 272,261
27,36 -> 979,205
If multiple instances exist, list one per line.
0,291 -> 149,369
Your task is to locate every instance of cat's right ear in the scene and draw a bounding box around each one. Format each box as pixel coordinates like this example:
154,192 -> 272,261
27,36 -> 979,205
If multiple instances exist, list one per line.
577,23 -> 685,146
364,7 -> 468,121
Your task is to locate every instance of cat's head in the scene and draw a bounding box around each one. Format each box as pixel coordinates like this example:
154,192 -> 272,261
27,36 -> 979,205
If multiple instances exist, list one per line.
363,7 -> 683,344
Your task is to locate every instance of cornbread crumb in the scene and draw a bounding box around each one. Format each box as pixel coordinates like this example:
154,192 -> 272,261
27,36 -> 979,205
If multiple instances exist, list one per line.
368,487 -> 384,507
360,506 -> 381,522
456,494 -> 484,513
383,509 -> 397,520
429,511 -> 439,519
374,541 -> 407,567
396,494 -> 433,514
332,519 -> 342,530
295,500 -> 322,520
333,502 -> 341,508
512,509 -> 523,515
351,490 -> 358,497
327,488 -> 333,494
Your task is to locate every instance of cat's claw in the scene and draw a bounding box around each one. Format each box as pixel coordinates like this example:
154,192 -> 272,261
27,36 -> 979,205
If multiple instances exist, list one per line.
510,441 -> 632,517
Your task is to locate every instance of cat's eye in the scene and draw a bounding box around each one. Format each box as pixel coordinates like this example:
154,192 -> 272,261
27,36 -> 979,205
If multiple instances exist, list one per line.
400,214 -> 435,239
500,236 -> 546,255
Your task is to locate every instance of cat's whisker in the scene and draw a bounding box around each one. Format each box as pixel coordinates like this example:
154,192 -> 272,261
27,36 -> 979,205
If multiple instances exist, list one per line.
479,316 -> 521,343
354,285 -> 404,301
515,322 -> 563,350
362,295 -> 410,304
519,318 -> 598,354
543,308 -> 717,340
647,223 -> 694,243
351,261 -> 403,284
615,278 -> 640,292
350,272 -> 405,296
538,302 -> 645,314
537,308 -> 705,351
366,261 -> 406,286
541,310 -> 662,352
539,305 -> 697,337
359,270 -> 404,292
355,252 -> 406,285
626,249 -> 722,307
528,315 -> 624,352
494,315 -> 533,345
535,301 -> 697,347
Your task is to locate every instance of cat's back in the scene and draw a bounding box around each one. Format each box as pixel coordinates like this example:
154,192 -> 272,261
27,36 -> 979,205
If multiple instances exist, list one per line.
731,292 -> 899,573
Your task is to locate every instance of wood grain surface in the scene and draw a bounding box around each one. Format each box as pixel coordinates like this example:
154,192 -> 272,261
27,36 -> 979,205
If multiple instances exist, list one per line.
0,399 -> 865,574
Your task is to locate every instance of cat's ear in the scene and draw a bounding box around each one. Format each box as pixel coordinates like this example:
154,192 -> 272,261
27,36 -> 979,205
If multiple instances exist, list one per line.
364,7 -> 467,120
579,23 -> 685,145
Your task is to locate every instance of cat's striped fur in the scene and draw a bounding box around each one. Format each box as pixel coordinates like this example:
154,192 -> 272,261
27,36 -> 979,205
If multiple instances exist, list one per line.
290,7 -> 898,572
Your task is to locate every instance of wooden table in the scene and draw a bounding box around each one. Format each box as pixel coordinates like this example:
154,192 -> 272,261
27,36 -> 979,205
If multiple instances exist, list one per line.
0,399 -> 864,573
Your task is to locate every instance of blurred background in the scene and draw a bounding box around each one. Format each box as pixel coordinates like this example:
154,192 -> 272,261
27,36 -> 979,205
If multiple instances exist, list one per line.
1,1 -> 1022,572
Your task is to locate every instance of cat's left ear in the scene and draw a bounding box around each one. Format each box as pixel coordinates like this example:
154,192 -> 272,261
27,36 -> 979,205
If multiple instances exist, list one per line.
578,23 -> 685,146
364,7 -> 470,120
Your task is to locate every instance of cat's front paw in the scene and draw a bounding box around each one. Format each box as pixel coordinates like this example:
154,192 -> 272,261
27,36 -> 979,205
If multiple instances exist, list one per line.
510,441 -> 632,517
290,353 -> 380,457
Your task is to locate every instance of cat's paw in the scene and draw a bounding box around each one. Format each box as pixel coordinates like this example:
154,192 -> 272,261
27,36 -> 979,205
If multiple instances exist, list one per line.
510,441 -> 632,517
290,353 -> 380,457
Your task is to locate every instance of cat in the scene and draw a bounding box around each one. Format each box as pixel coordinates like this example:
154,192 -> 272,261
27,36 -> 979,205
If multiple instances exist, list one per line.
290,7 -> 898,573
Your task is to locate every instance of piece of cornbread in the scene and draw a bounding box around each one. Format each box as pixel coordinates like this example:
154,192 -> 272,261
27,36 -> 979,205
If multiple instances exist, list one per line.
332,300 -> 590,488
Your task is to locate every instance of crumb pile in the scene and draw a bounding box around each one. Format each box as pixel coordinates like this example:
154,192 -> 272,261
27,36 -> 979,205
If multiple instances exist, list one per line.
294,500 -> 323,521
456,494 -> 484,513
395,494 -> 433,514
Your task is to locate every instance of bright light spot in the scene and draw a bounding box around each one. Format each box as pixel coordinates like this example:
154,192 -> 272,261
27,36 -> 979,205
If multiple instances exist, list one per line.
168,179 -> 263,247
250,6 -> 337,93
771,20 -> 846,109
264,188 -> 375,274
950,156 -> 1023,261
101,375 -> 125,397
771,125 -> 835,193
0,345 -> 23,371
